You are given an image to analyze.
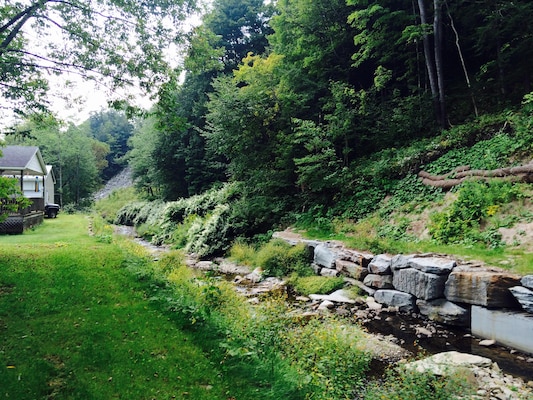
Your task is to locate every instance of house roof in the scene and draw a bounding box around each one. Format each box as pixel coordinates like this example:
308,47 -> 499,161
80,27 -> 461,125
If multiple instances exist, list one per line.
0,145 -> 47,176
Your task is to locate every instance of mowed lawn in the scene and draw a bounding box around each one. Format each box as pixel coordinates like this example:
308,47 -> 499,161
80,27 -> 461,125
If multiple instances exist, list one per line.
0,215 -> 231,399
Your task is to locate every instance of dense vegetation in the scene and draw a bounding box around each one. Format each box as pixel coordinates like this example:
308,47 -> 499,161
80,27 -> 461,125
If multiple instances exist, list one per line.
4,0 -> 533,263
121,0 -> 533,259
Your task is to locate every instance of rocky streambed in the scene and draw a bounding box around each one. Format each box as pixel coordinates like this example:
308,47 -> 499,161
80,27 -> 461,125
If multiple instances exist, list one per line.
118,227 -> 533,399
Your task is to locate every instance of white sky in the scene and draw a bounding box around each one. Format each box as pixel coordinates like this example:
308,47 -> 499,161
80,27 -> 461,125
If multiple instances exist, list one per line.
1,4 -> 206,128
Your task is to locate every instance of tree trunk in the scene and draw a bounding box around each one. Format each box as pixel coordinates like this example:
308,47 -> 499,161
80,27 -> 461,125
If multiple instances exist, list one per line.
433,0 -> 447,127
417,0 -> 440,122
445,0 -> 478,117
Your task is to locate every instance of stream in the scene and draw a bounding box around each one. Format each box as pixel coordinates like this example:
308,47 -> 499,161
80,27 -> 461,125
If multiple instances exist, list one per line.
117,226 -> 533,383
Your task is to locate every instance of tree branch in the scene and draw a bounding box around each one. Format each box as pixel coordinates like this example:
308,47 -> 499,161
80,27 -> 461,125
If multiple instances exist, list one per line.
0,0 -> 49,52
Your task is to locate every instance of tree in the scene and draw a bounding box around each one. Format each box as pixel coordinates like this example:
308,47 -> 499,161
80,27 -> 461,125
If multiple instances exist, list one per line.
0,0 -> 195,119
4,116 -> 106,205
83,110 -> 134,180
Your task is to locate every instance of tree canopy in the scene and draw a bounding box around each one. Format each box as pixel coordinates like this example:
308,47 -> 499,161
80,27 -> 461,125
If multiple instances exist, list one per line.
0,0 -> 195,120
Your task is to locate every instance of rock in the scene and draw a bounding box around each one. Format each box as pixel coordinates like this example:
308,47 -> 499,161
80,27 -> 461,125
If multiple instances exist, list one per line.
522,275 -> 533,290
243,267 -> 264,283
416,298 -> 471,326
366,296 -> 383,310
318,300 -> 335,310
407,256 -> 456,275
368,254 -> 392,275
415,326 -> 433,337
374,289 -> 417,313
309,290 -> 356,304
337,249 -> 374,267
335,259 -> 368,280
479,339 -> 496,347
364,274 -> 394,289
320,267 -> 340,277
445,266 -> 521,308
313,244 -> 337,268
391,254 -> 412,270
509,286 -> 533,313
405,351 -> 492,376
393,267 -> 447,300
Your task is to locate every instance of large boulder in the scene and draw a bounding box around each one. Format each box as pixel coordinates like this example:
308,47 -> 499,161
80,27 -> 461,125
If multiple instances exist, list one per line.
368,254 -> 392,275
363,274 -> 394,289
521,275 -> 533,290
509,286 -> 533,313
374,289 -> 417,312
405,351 -> 492,376
391,254 -> 412,270
335,259 -> 368,280
416,298 -> 470,326
392,268 -> 448,300
407,256 -> 456,275
445,265 -> 521,308
313,244 -> 337,269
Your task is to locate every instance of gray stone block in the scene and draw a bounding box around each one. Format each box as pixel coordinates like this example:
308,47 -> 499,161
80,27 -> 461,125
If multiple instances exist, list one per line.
392,268 -> 447,300
521,275 -> 533,290
374,289 -> 417,312
313,243 -> 337,268
509,286 -> 533,313
364,274 -> 394,289
416,298 -> 470,326
368,254 -> 392,275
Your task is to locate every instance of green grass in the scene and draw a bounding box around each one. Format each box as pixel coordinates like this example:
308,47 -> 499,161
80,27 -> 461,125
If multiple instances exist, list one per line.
0,215 -> 271,399
93,187 -> 139,222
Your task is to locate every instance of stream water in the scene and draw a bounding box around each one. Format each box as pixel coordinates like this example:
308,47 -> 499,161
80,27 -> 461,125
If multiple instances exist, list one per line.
359,310 -> 533,381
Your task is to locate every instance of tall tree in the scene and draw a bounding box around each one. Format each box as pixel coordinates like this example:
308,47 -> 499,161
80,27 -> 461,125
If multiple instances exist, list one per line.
0,0 -> 195,119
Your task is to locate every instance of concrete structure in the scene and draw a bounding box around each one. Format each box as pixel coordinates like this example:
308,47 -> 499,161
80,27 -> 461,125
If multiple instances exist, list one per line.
471,306 -> 533,354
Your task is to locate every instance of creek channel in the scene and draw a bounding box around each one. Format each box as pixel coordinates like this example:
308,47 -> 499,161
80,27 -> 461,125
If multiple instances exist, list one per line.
117,226 -> 533,382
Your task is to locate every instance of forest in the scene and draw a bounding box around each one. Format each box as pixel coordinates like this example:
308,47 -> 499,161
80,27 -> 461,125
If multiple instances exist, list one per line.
3,0 -> 533,256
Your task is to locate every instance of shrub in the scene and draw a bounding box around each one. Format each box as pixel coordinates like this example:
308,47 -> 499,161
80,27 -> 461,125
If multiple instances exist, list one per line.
288,275 -> 345,296
429,181 -> 520,245
362,365 -> 473,400
255,240 -> 311,277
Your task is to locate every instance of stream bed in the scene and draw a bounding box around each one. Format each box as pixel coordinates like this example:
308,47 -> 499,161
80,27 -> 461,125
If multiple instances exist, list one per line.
118,226 -> 533,383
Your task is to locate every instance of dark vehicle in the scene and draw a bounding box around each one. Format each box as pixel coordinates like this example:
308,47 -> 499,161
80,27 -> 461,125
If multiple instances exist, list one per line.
45,203 -> 60,218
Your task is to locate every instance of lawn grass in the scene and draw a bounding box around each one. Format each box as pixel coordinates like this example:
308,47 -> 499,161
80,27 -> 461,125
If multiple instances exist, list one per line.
0,215 -> 247,399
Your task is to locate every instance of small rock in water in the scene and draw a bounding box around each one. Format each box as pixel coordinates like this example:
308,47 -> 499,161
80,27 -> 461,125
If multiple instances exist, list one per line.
479,339 -> 496,347
415,326 -> 433,337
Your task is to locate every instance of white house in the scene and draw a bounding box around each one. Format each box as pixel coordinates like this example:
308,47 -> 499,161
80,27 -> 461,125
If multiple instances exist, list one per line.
0,146 -> 56,233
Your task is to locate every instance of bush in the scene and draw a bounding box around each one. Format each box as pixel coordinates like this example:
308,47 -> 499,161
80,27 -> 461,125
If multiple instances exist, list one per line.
255,240 -> 311,277
429,181 -> 520,245
288,275 -> 345,296
362,365 -> 473,400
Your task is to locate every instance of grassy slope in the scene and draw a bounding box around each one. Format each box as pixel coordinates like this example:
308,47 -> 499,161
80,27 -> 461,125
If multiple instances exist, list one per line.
0,215 -> 238,399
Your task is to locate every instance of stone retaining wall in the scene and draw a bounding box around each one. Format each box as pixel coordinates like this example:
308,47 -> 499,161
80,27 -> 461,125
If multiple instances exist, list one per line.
273,232 -> 533,355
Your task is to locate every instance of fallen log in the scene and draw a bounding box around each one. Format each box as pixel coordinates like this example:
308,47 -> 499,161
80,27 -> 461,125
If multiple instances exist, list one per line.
419,164 -> 533,189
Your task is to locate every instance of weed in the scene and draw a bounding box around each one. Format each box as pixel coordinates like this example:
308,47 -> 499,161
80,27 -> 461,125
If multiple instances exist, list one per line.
288,275 -> 345,296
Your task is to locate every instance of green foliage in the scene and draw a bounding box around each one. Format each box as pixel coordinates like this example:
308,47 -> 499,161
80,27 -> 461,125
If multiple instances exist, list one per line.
429,181 -> 520,246
93,187 -> 139,222
0,176 -> 30,222
362,365 -> 473,400
288,275 -> 345,296
254,240 -> 310,277
0,0 -> 195,118
280,316 -> 370,399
